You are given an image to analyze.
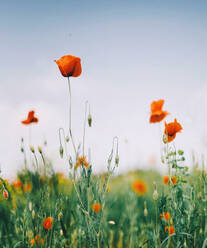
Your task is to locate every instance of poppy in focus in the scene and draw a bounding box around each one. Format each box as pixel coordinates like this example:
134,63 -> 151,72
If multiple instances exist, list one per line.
21,111 -> 38,125
132,180 -> 147,196
150,99 -> 169,123
164,119 -> 182,143
54,55 -> 82,77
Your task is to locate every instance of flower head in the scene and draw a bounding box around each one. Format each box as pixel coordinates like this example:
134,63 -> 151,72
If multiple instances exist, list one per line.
160,212 -> 170,221
164,119 -> 182,143
163,176 -> 170,185
13,179 -> 22,189
75,156 -> 89,169
91,203 -> 101,213
132,180 -> 147,196
54,55 -> 82,77
171,175 -> 177,185
43,217 -> 53,230
21,110 -> 38,125
3,189 -> 8,199
150,99 -> 169,123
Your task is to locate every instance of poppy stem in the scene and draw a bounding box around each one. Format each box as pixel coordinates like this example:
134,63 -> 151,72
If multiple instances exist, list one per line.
83,101 -> 88,156
67,77 -> 77,157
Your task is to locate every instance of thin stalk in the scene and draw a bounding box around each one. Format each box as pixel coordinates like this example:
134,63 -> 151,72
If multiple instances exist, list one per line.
82,101 -> 88,156
68,77 -> 77,156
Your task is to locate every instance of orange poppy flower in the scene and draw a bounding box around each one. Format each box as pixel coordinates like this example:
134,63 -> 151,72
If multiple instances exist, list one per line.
21,110 -> 38,125
75,156 -> 89,169
23,183 -> 32,193
164,119 -> 182,143
149,99 -> 169,123
132,180 -> 147,196
3,189 -> 8,199
35,235 -> 44,245
171,175 -> 177,185
30,238 -> 35,246
91,203 -> 101,213
168,225 -> 175,234
163,176 -> 170,185
54,55 -> 82,77
160,212 -> 170,221
43,217 -> 53,230
13,179 -> 22,189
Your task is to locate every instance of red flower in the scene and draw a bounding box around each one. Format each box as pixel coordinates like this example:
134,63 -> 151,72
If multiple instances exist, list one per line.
160,212 -> 170,221
163,176 -> 170,185
150,99 -> 169,123
132,180 -> 147,196
164,119 -> 182,143
21,111 -> 38,125
91,203 -> 101,213
43,217 -> 53,230
54,55 -> 82,77
3,189 -> 8,199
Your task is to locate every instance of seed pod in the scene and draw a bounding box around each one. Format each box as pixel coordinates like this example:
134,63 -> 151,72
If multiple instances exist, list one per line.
88,113 -> 92,127
65,136 -> 70,142
59,145 -> 64,158
115,155 -> 119,166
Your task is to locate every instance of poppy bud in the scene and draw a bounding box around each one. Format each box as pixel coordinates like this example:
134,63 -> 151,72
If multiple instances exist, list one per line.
38,146 -> 42,154
3,189 -> 8,199
115,155 -> 119,166
30,146 -> 35,153
59,145 -> 64,158
88,113 -> 92,127
153,189 -> 159,201
32,210 -> 35,219
163,134 -> 168,144
60,229 -> 63,236
144,208 -> 148,217
29,202 -> 32,211
161,156 -> 165,163
58,212 -> 63,221
21,147 -> 24,153
65,136 -> 70,143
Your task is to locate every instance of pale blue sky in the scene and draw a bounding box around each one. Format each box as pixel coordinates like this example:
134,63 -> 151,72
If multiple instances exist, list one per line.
0,1 -> 207,178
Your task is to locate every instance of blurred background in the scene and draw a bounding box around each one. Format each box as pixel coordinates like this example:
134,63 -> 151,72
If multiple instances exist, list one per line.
0,0 -> 207,178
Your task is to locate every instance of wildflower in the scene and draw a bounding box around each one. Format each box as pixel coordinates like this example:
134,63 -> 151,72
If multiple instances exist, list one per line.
23,183 -> 32,193
21,110 -> 38,125
30,238 -> 35,246
91,203 -> 101,213
54,55 -> 82,77
35,235 -> 44,245
149,99 -> 169,123
75,156 -> 89,168
13,179 -> 22,189
160,212 -> 170,221
171,175 -> 177,185
164,119 -> 182,143
43,217 -> 53,230
168,225 -> 175,234
163,176 -> 170,185
3,189 -> 8,199
132,180 -> 147,196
